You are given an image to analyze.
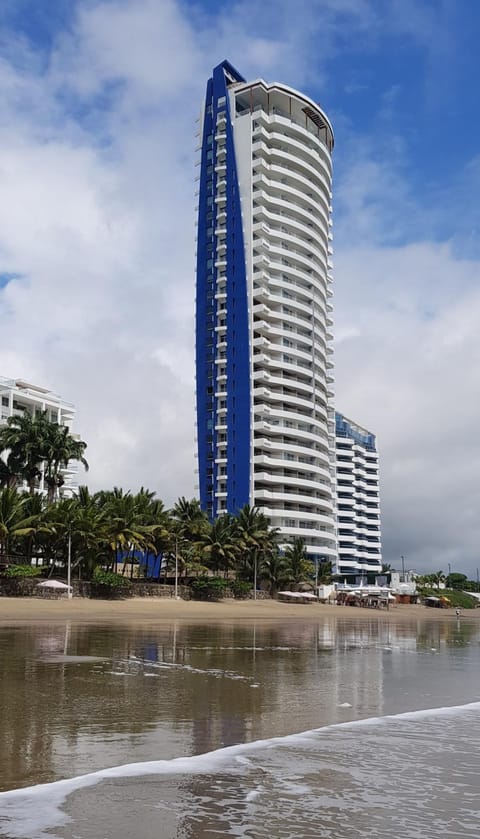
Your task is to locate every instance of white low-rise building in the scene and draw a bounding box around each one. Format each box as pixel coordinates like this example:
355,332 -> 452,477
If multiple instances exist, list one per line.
0,377 -> 79,496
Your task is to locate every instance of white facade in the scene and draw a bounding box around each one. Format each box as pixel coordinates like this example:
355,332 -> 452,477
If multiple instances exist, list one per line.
0,377 -> 78,495
335,413 -> 382,578
233,79 -> 336,560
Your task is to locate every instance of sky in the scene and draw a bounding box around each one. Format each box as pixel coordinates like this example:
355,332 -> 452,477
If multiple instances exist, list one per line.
0,0 -> 479,576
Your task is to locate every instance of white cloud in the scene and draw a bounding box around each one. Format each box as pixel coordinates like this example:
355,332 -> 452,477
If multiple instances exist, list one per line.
335,242 -> 480,575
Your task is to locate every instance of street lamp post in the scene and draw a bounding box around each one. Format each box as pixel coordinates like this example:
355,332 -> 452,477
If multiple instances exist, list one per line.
253,552 -> 257,601
401,555 -> 405,582
174,535 -> 179,600
67,526 -> 72,600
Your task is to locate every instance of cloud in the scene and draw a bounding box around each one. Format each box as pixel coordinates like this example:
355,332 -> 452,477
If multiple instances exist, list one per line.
334,241 -> 480,575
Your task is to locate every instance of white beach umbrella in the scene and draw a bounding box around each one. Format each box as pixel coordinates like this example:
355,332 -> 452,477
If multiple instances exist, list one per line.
37,580 -> 71,590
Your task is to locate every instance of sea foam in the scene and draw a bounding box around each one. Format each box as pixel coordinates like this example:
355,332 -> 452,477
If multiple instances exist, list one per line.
1,701 -> 479,839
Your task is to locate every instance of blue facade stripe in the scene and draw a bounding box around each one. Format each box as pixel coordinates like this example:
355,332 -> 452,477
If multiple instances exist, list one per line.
196,77 -> 215,517
196,62 -> 250,518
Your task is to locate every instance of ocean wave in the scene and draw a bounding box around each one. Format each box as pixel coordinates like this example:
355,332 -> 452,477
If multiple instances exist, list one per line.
1,701 -> 479,839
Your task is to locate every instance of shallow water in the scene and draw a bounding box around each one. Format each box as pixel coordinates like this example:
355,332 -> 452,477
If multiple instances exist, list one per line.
0,616 -> 479,838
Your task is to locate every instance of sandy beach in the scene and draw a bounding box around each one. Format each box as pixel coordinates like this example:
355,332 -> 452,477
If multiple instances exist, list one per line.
0,596 -> 476,624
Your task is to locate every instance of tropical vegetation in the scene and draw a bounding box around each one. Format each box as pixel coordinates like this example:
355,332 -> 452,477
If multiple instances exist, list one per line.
0,473 -> 323,594
0,410 -> 88,501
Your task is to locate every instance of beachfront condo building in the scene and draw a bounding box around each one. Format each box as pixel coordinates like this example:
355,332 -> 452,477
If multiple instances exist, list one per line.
335,412 -> 382,580
0,376 -> 79,496
195,61 -> 336,564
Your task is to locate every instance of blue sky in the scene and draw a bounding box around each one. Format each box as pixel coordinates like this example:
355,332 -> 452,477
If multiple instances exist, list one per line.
2,0 -> 478,245
0,0 -> 478,575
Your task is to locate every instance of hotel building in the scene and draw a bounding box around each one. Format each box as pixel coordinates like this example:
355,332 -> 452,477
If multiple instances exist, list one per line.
195,61 -> 336,563
0,377 -> 79,496
335,412 -> 382,579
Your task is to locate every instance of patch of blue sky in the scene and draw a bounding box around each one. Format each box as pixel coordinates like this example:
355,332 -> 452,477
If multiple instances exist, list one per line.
0,0 -> 76,55
54,79 -> 126,150
0,273 -> 22,289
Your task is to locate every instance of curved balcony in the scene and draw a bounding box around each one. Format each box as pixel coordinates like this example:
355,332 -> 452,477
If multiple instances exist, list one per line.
253,121 -> 333,180
255,368 -> 330,398
253,195 -> 328,242
253,454 -> 332,483
252,129 -> 332,180
253,386 -> 316,414
254,482 -> 332,503
267,228 -> 329,272
254,421 -> 331,447
252,302 -> 329,343
278,537 -> 337,558
266,269 -> 329,314
252,156 -> 331,225
253,472 -> 332,495
253,173 -> 321,216
268,243 -> 327,280
259,506 -> 335,527
253,210 -> 329,258
273,441 -> 331,463
252,140 -> 332,200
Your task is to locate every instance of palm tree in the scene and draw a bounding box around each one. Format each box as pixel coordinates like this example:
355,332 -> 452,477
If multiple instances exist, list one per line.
0,411 -> 88,502
317,559 -> 332,584
42,421 -> 89,503
234,504 -> 272,582
0,412 -> 44,494
96,488 -> 169,576
431,570 -> 446,590
196,514 -> 239,577
172,497 -> 209,541
0,451 -> 24,489
0,488 -> 40,562
45,496 -> 106,580
261,551 -> 289,597
283,537 -> 309,590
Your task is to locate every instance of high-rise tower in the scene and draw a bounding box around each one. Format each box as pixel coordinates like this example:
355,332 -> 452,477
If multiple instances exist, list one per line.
195,61 -> 336,564
335,413 -> 382,579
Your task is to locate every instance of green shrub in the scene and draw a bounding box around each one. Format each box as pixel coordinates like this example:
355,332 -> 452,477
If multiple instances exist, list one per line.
230,579 -> 251,599
92,567 -> 131,588
4,565 -> 40,578
189,576 -> 229,600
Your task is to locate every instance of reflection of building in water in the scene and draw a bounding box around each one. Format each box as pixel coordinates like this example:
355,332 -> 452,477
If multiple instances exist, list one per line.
323,621 -> 386,716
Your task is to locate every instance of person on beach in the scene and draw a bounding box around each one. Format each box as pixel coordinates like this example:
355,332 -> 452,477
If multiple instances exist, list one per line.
455,608 -> 461,618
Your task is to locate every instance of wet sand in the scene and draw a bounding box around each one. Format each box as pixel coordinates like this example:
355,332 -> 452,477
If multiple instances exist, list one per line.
0,596 -> 476,624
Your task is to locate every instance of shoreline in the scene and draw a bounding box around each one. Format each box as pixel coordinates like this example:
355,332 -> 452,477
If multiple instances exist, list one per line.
0,596 -> 477,624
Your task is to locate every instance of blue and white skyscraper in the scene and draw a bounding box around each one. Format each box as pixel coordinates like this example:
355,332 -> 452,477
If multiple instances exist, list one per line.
195,61 -> 337,564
